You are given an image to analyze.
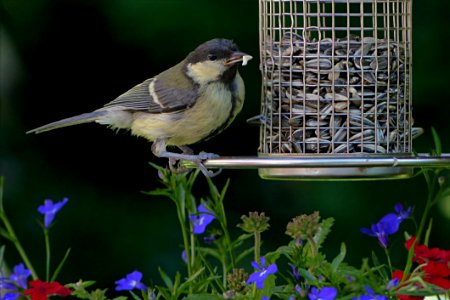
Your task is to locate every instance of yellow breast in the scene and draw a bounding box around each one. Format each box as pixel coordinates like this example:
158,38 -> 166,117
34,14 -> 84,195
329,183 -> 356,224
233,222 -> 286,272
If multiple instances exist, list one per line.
130,82 -> 233,146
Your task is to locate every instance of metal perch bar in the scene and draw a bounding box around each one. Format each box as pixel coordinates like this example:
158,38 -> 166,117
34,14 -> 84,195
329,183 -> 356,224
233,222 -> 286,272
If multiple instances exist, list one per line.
186,154 -> 450,169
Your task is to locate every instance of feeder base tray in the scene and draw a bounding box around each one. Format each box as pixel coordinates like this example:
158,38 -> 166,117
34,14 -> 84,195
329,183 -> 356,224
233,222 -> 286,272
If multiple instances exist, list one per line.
258,166 -> 413,180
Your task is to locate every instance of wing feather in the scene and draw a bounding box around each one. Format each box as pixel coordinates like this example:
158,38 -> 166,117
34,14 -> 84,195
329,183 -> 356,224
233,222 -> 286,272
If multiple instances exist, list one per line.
103,62 -> 198,114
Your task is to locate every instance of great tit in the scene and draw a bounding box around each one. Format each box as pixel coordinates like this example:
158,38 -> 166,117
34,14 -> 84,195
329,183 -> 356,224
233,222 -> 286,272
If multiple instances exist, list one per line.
27,38 -> 252,176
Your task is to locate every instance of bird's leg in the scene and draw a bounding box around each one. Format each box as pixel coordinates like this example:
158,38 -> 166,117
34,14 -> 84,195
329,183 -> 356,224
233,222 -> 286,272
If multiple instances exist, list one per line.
177,145 -> 194,155
151,138 -> 220,177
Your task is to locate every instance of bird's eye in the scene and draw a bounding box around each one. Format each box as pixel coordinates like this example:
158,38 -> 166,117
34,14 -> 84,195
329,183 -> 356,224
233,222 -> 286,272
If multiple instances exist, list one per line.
208,54 -> 217,61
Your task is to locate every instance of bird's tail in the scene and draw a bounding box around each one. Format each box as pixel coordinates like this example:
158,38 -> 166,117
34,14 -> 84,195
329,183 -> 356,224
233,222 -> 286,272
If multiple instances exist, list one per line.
26,111 -> 107,134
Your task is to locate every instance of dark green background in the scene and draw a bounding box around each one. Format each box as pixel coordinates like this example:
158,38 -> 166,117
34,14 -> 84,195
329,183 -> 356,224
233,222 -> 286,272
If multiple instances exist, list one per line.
1,0 -> 449,294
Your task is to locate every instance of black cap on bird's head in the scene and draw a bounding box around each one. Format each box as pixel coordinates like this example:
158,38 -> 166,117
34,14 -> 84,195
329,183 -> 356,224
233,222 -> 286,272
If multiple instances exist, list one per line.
187,38 -> 251,67
184,38 -> 252,84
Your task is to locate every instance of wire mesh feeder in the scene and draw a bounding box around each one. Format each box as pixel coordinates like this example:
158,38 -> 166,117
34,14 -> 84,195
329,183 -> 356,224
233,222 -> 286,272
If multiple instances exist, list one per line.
256,0 -> 420,179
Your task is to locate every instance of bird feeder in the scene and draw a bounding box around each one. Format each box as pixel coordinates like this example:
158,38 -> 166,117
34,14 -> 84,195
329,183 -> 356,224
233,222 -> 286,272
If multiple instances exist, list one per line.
187,0 -> 450,179
257,0 -> 417,179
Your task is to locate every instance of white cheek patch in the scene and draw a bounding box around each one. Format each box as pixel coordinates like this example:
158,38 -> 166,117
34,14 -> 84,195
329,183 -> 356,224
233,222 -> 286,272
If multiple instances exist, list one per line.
242,55 -> 253,66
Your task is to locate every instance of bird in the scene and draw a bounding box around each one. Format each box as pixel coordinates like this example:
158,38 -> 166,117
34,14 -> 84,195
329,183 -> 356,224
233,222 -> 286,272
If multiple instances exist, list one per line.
27,38 -> 252,176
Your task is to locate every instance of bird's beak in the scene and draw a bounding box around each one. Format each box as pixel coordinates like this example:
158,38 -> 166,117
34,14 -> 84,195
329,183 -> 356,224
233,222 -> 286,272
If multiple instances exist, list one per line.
224,52 -> 253,66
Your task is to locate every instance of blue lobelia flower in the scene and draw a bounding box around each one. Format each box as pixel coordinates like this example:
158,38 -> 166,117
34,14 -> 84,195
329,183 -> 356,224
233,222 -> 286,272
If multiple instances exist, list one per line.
37,197 -> 69,228
9,263 -> 31,289
1,293 -> 20,300
394,203 -> 411,222
360,214 -> 399,248
115,271 -> 147,291
360,203 -> 411,248
0,276 -> 19,300
289,284 -> 304,300
288,263 -> 301,281
247,256 -> 278,290
308,287 -> 338,300
181,250 -> 188,264
189,203 -> 215,235
352,286 -> 388,300
386,278 -> 399,290
0,277 -> 17,291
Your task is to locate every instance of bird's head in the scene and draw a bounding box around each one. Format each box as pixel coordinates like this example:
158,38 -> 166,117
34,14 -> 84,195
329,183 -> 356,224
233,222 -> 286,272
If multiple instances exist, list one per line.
184,39 -> 252,85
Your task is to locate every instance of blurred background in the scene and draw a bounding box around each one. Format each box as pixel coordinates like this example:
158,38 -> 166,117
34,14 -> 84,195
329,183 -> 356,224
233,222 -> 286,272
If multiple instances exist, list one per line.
1,0 -> 449,293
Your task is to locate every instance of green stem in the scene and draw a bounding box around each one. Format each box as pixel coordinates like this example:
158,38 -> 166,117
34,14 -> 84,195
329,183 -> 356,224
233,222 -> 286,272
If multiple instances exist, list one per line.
403,169 -> 440,281
176,200 -> 192,278
416,171 -> 438,244
254,231 -> 261,264
219,204 -> 235,269
0,211 -> 38,279
44,228 -> 51,282
384,247 -> 393,274
221,253 -> 227,289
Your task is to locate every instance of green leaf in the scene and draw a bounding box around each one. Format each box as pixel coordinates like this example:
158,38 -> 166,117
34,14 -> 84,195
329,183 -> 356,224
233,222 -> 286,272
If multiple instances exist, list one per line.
154,286 -> 172,300
173,271 -> 181,294
129,291 -> 142,300
177,267 -> 205,294
298,267 -> 317,282
331,243 -> 347,271
0,227 -> 11,240
158,267 -> 174,290
183,294 -> 223,300
0,245 -> 5,266
431,127 -> 442,156
89,289 -> 109,300
51,248 -> 71,281
314,217 -> 334,248
424,218 -> 433,247
235,246 -> 254,265
66,280 -> 99,300
371,251 -> 388,280
0,176 -> 4,213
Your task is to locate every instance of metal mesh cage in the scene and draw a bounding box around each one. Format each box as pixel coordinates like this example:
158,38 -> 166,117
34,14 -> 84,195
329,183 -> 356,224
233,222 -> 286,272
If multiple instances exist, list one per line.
259,0 -> 413,157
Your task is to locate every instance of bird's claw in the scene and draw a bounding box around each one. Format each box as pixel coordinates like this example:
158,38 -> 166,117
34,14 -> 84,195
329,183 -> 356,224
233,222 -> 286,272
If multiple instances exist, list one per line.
166,152 -> 220,177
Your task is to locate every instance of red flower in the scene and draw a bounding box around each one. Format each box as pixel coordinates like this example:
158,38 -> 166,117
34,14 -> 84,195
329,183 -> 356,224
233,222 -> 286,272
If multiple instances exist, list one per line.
404,237 -> 450,290
24,279 -> 72,300
391,270 -> 423,300
405,237 -> 450,265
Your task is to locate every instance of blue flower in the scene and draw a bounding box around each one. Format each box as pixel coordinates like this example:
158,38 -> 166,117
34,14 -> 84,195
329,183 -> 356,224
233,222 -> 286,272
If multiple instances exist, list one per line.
181,250 -> 188,264
360,203 -> 411,248
0,277 -> 17,291
115,271 -> 147,291
352,286 -> 388,300
1,293 -> 20,300
37,197 -> 69,228
10,263 -> 31,289
386,278 -> 399,290
394,203 -> 411,222
289,284 -> 304,300
308,287 -> 338,300
0,276 -> 18,300
246,256 -> 278,290
288,263 -> 301,281
360,214 -> 399,248
189,204 -> 215,234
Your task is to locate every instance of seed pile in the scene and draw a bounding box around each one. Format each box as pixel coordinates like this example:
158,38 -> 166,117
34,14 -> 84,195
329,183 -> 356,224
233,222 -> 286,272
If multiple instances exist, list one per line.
261,33 -> 416,154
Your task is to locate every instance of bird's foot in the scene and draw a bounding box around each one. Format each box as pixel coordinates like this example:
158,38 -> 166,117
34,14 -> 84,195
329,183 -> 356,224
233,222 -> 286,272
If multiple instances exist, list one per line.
163,152 -> 220,177
152,140 -> 221,177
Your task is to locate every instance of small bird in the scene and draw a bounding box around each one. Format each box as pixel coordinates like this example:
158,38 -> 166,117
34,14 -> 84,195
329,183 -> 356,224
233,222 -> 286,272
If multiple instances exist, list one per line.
27,38 -> 252,176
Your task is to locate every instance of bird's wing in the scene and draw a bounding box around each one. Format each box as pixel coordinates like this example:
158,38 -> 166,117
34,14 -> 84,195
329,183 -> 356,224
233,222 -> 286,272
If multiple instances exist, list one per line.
103,64 -> 198,113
